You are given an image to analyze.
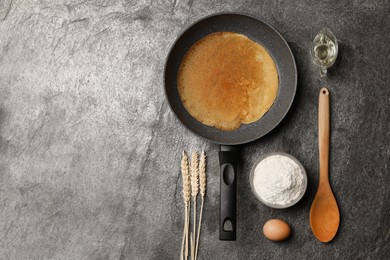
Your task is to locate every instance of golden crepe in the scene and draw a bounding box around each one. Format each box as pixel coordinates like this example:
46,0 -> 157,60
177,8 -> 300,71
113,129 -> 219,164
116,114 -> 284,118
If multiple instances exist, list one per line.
177,32 -> 279,131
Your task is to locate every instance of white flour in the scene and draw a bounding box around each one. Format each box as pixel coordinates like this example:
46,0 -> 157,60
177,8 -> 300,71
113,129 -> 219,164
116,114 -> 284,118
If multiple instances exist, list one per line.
253,155 -> 304,205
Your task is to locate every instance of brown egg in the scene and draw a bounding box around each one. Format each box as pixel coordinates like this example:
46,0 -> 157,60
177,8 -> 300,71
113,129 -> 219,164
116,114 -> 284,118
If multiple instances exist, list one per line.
263,219 -> 291,241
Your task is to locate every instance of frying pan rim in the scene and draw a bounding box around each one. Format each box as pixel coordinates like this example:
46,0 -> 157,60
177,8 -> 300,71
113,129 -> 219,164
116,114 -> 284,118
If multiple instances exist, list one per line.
163,12 -> 297,146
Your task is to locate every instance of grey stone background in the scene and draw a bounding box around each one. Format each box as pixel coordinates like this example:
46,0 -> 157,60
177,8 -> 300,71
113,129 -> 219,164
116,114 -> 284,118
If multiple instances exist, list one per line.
0,0 -> 389,259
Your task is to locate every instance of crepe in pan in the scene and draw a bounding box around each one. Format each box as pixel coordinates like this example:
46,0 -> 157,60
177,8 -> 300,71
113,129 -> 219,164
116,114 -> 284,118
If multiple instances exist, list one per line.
178,32 -> 279,131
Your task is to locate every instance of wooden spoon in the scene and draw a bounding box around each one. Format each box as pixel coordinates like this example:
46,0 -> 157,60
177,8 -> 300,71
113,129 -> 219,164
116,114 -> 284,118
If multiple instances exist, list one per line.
310,88 -> 340,243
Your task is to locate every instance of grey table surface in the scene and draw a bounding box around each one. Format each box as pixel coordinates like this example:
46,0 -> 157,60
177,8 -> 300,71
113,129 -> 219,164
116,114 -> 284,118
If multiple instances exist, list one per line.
0,0 -> 389,259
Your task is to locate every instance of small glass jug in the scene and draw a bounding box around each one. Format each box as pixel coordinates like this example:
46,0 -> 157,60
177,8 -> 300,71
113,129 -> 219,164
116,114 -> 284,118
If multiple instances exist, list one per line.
310,27 -> 338,77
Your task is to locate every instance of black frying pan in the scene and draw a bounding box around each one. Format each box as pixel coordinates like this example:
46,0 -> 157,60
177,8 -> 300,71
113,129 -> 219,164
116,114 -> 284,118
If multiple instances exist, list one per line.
164,13 -> 297,240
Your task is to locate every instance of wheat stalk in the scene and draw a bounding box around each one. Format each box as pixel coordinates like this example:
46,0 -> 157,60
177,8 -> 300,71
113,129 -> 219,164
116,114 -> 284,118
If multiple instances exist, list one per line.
195,151 -> 206,260
180,152 -> 190,260
190,232 -> 194,260
190,152 -> 199,260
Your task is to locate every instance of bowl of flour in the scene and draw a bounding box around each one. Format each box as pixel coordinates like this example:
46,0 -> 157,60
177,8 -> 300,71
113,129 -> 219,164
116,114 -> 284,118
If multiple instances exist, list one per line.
250,152 -> 307,209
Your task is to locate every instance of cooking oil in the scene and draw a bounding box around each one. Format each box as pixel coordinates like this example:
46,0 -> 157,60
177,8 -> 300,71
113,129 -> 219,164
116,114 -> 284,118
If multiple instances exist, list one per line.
311,28 -> 338,77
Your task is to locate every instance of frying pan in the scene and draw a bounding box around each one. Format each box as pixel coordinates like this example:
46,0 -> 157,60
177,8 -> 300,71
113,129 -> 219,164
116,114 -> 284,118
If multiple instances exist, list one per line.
164,13 -> 297,240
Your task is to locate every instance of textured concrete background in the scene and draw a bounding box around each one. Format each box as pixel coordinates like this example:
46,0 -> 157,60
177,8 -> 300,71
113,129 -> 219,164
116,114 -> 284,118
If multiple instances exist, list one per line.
0,0 -> 389,259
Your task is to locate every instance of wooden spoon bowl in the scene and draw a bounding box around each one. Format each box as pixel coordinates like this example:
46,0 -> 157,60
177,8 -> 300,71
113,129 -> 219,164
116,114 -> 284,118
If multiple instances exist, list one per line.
310,185 -> 340,242
310,88 -> 340,243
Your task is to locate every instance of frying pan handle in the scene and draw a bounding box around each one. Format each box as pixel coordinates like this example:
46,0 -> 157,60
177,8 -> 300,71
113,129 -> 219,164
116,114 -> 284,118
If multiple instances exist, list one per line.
219,145 -> 239,241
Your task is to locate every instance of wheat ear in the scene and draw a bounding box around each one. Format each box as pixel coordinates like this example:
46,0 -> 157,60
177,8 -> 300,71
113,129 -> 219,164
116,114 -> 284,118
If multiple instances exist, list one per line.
180,152 -> 190,260
190,152 -> 199,260
195,151 -> 206,260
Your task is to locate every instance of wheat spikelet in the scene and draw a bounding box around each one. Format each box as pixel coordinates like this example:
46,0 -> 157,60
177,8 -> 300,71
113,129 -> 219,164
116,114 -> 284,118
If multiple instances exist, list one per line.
181,152 -> 191,204
190,152 -> 199,200
199,151 -> 206,198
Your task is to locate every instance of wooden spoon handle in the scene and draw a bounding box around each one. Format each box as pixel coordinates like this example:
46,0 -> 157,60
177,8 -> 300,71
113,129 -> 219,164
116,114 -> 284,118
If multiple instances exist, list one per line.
319,88 -> 330,185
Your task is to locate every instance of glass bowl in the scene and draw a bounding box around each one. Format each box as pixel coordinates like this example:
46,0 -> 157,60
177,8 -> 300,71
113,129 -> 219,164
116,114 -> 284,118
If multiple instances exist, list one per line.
249,152 -> 307,209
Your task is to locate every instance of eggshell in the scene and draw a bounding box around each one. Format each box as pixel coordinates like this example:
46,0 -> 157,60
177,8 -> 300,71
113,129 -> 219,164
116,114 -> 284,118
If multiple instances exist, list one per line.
263,219 -> 291,241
